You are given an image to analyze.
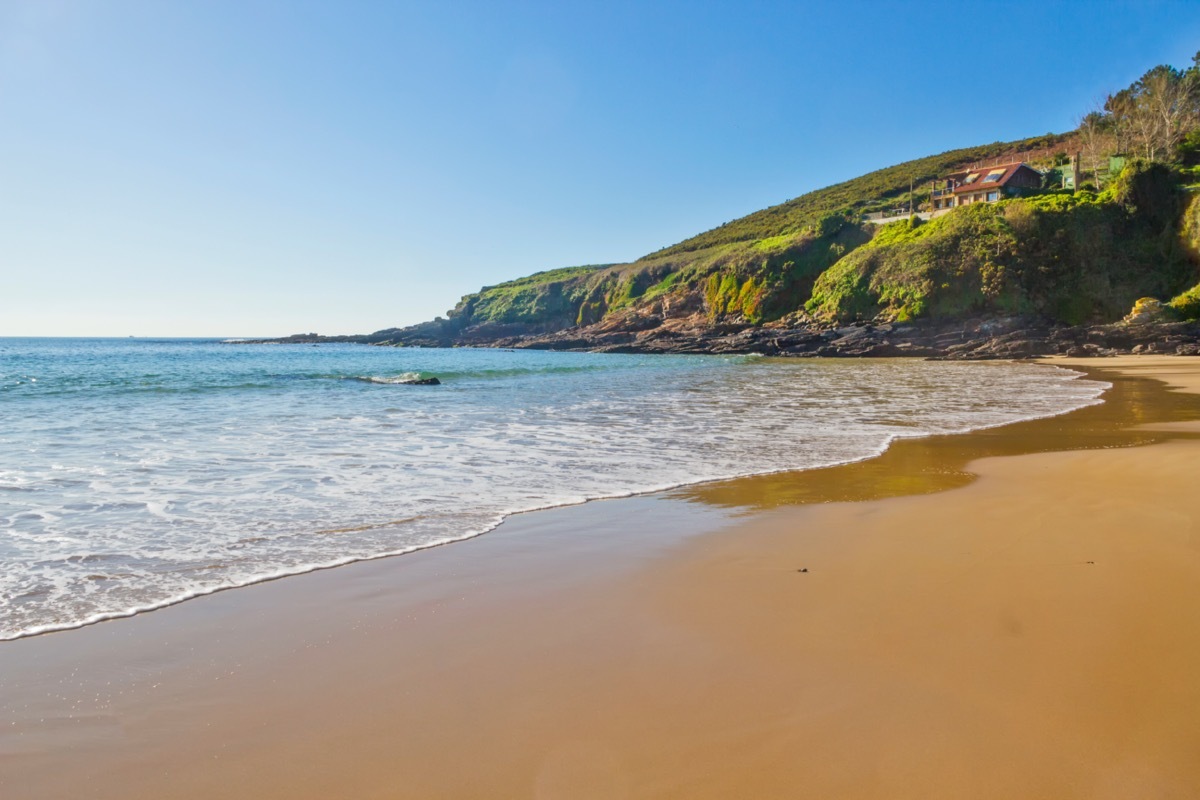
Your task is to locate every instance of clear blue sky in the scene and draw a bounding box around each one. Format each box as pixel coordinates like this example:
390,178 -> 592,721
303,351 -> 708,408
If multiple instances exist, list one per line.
3,0 -> 1198,337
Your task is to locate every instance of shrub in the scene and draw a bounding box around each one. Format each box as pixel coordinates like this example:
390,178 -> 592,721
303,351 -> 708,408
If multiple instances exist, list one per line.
1169,283 -> 1200,319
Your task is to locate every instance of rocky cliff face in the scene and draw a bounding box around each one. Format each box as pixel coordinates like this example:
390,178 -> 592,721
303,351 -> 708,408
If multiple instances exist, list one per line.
259,310 -> 1200,360
498,309 -> 1200,358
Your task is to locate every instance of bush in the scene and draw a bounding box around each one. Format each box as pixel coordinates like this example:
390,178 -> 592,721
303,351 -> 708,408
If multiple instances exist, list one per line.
1109,159 -> 1182,230
1169,283 -> 1200,320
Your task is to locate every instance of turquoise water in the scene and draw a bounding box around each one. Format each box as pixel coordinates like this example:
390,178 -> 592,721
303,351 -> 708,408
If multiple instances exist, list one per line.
0,339 -> 1106,640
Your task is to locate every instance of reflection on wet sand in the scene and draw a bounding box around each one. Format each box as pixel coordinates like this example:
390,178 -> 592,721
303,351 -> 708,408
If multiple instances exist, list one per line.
674,367 -> 1200,512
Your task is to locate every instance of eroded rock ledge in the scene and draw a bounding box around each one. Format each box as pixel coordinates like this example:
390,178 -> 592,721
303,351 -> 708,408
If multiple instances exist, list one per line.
248,315 -> 1200,360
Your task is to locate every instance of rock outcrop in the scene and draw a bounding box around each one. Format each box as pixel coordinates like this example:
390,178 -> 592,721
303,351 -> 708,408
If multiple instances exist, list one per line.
250,313 -> 1200,360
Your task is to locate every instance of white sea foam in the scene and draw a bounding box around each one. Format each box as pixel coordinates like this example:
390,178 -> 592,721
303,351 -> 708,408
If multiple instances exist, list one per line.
352,372 -> 424,384
0,340 -> 1107,640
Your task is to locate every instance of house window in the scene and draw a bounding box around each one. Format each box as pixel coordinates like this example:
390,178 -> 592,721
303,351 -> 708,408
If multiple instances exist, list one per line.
986,191 -> 999,202
963,172 -> 980,184
982,169 -> 1006,184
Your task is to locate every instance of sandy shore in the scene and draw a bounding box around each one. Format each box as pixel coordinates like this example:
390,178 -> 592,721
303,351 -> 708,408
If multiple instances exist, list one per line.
3,357 -> 1200,799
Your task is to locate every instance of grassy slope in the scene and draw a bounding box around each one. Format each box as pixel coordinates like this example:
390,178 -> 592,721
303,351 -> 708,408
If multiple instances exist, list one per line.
645,134 -> 1074,258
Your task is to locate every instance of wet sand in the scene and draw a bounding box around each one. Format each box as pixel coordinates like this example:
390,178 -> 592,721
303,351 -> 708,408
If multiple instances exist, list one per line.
3,357 -> 1200,799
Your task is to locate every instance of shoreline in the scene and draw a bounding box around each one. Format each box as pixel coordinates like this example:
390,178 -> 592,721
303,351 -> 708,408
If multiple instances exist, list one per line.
3,357 -> 1200,798
1,358 -> 1103,644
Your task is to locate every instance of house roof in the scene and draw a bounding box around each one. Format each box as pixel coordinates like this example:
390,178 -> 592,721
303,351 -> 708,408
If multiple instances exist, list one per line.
948,162 -> 1041,194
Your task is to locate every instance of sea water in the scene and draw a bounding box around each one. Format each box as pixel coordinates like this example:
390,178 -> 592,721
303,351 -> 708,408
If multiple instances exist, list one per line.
0,338 -> 1106,640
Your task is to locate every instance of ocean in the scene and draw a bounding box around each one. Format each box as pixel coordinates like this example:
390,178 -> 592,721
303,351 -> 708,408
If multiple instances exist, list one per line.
0,338 -> 1106,640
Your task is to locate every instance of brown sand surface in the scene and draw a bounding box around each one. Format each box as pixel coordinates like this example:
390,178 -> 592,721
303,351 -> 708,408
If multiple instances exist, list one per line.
3,357 -> 1200,799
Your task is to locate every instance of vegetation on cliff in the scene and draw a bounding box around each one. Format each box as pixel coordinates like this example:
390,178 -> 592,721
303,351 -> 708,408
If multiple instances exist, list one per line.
443,214 -> 872,331
1170,282 -> 1200,319
1170,191 -> 1200,320
807,162 -> 1197,324
445,265 -> 607,329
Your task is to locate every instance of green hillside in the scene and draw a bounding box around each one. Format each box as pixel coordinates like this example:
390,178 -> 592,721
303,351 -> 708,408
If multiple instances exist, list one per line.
442,161 -> 1199,335
435,54 -> 1200,335
443,133 -> 1083,331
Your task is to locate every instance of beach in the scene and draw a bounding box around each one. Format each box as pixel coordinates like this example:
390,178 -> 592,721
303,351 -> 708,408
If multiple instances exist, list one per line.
3,356 -> 1200,799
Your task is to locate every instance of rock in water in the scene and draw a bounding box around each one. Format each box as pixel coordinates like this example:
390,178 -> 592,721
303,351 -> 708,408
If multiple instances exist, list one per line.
401,377 -> 441,385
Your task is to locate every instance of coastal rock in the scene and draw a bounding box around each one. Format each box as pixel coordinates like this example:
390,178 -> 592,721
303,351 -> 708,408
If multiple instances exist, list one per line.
248,315 -> 1200,362
1124,298 -> 1172,325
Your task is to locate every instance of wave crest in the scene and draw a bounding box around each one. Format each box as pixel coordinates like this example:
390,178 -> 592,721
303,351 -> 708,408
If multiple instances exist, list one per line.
350,373 -> 424,384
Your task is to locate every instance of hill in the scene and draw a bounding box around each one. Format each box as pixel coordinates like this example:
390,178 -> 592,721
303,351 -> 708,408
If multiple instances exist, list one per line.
263,54 -> 1200,357
421,138 -> 1196,342
433,133 -> 1082,333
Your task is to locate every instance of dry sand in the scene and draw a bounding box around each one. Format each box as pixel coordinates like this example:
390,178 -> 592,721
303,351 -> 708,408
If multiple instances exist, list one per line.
3,356 -> 1200,799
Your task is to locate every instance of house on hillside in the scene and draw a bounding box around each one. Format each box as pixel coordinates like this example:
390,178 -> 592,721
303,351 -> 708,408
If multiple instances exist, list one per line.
930,162 -> 1043,211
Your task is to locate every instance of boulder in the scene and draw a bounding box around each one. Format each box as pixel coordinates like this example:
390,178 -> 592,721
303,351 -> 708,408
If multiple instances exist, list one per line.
1123,298 -> 1171,325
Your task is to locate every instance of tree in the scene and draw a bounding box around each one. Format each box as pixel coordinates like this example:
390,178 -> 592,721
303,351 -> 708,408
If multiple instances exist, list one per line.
1077,109 -> 1115,188
1105,61 -> 1200,161
1138,64 -> 1199,159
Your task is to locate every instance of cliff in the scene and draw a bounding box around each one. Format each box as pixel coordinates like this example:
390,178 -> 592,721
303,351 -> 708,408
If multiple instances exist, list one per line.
261,157 -> 1200,358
